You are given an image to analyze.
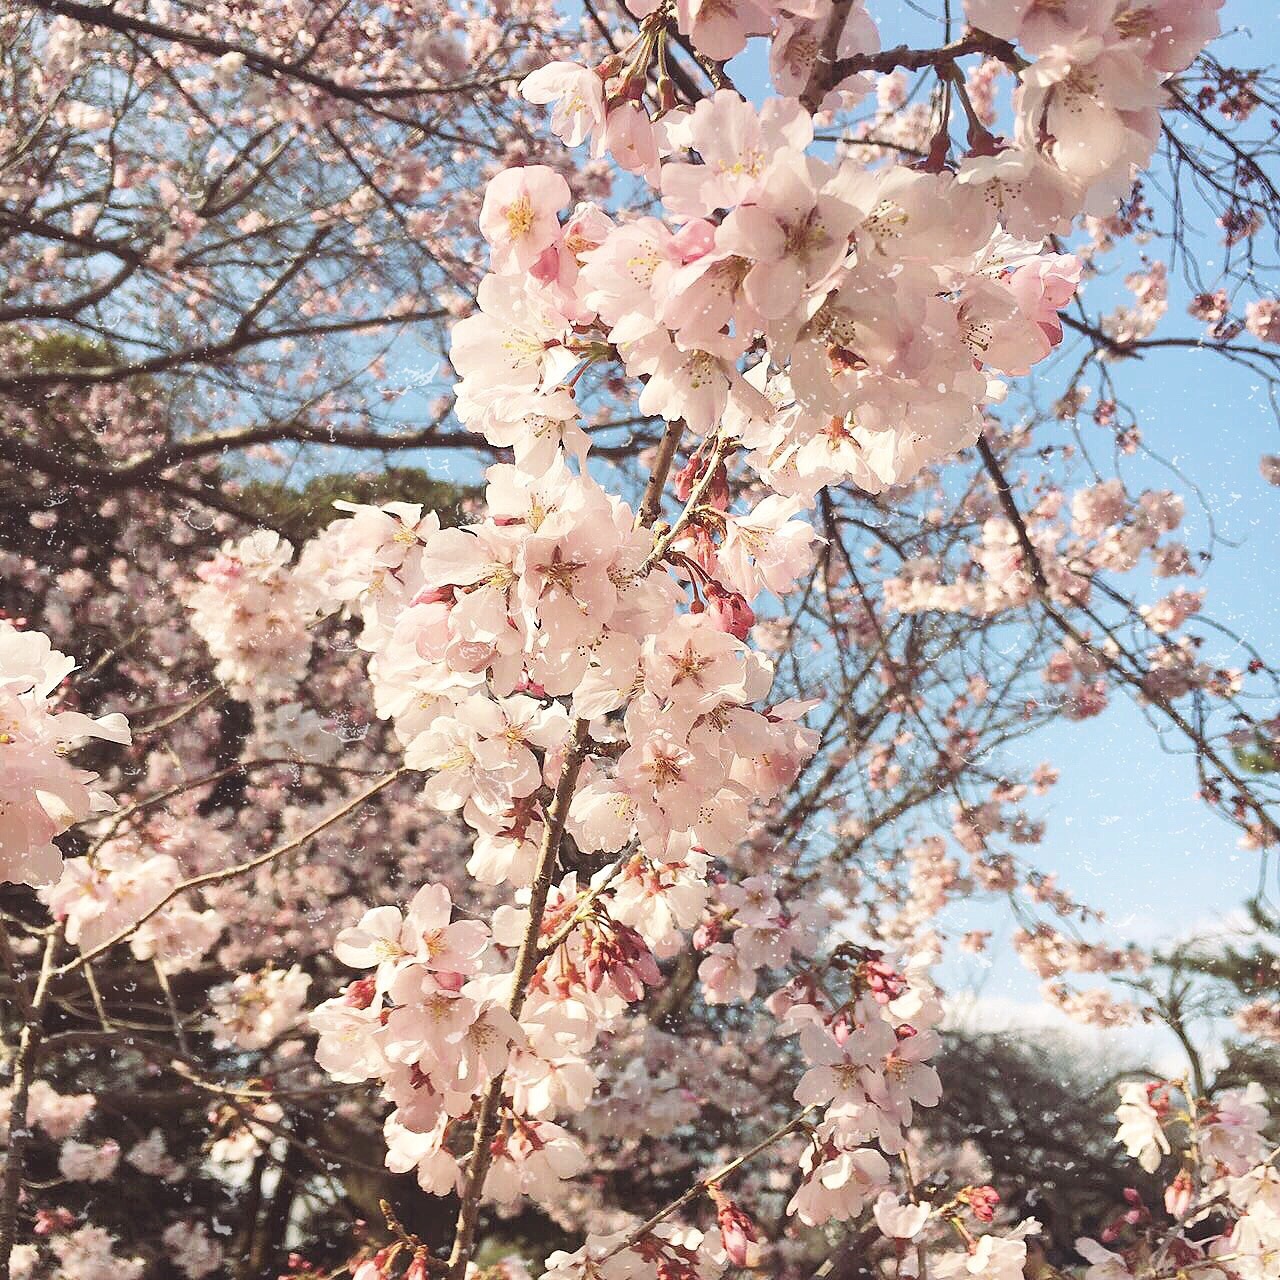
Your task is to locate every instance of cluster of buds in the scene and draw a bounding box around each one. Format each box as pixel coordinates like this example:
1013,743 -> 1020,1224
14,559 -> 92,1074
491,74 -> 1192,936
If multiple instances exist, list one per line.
830,943 -> 910,1005
582,916 -> 665,1001
956,1184 -> 1002,1224
33,1208 -> 77,1237
1101,1188 -> 1153,1242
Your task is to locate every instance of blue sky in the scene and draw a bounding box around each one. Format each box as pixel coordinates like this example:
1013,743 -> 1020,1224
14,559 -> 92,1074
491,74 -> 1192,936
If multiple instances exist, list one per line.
860,1 -> 1280,1037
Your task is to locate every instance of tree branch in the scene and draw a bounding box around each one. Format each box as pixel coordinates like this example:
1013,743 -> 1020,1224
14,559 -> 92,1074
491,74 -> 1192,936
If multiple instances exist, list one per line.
55,768 -> 408,976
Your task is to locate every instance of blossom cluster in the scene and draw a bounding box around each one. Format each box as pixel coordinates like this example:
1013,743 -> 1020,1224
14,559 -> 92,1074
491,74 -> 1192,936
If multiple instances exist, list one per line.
207,963 -> 312,1050
883,481 -> 1191,619
530,0 -> 1220,220
40,835 -> 223,974
0,622 -> 130,887
782,951 -> 944,1224
470,96 -> 1083,497
315,881 -> 584,1205
1091,1080 -> 1279,1280
182,529 -> 316,701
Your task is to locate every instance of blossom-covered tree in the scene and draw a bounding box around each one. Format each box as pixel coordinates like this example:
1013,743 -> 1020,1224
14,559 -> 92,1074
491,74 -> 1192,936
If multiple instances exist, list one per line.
3,1 -> 1280,1279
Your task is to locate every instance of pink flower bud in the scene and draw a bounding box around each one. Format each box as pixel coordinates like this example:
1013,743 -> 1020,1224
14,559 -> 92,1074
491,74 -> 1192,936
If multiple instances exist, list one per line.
705,583 -> 754,641
343,976 -> 377,1009
693,919 -> 721,950
962,1185 -> 1000,1223
714,1195 -> 762,1268
671,218 -> 716,263
1164,1170 -> 1193,1219
403,1256 -> 431,1280
410,585 -> 454,607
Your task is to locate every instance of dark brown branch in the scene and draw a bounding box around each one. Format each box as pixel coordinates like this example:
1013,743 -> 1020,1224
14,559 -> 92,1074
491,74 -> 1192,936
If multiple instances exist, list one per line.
22,0 -> 520,107
829,29 -> 1024,87
0,308 -> 447,391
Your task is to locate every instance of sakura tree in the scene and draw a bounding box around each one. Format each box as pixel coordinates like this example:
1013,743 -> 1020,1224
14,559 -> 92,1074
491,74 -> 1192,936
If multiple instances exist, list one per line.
2,0 -> 1280,1279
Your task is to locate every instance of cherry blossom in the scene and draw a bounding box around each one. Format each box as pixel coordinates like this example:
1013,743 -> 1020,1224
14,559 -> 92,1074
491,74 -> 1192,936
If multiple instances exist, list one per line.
0,2 -> 1264,1277
0,623 -> 130,886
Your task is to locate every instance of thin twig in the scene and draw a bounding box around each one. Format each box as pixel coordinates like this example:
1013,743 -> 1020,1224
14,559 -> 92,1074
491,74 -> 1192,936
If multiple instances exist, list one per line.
598,1106 -> 817,1262
56,768 -> 408,976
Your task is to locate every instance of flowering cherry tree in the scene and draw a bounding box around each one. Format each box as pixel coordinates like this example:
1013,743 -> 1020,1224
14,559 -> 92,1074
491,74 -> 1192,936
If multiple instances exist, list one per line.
3,1 -> 1280,1279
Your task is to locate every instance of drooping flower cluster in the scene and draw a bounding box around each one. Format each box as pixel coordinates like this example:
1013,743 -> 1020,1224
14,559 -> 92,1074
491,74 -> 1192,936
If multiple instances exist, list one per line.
471,91 -> 1084,496
19,1223 -> 145,1280
58,1139 -> 120,1184
526,0 -> 1220,232
2,1080 -> 95,1144
316,880 -> 597,1204
784,952 -> 944,1225
287,0 -> 1234,1270
503,4 -> 1222,497
161,1221 -> 225,1280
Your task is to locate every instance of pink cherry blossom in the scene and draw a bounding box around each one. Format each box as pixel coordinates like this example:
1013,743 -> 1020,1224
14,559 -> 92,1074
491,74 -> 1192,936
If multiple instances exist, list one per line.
480,166 -> 572,274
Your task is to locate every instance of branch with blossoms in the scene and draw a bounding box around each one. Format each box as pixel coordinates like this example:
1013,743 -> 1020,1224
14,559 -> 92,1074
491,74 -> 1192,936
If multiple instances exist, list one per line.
54,766 -> 410,978
0,0 -> 585,527
1086,1079 -> 1280,1280
975,434 -> 1280,849
24,0 -> 532,111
